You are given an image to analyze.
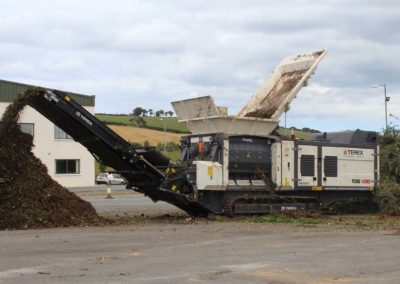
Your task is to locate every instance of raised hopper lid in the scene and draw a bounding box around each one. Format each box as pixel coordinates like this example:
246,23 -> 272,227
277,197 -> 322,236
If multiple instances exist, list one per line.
170,49 -> 326,137
171,96 -> 220,121
238,49 -> 327,119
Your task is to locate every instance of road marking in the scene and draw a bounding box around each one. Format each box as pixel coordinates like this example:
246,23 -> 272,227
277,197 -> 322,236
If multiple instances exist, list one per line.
180,239 -> 232,247
0,265 -> 51,280
221,262 -> 272,272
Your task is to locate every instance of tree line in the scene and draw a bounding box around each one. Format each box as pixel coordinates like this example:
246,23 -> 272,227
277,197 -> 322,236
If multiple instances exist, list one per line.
132,107 -> 174,117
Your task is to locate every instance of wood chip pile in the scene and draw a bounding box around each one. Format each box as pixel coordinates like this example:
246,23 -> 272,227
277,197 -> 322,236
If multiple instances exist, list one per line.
0,88 -> 103,230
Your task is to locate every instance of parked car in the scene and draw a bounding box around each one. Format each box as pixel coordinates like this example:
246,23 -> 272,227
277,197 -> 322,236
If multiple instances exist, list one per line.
96,173 -> 127,185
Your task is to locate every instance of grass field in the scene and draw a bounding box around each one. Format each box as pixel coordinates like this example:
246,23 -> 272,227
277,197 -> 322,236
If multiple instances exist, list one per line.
96,114 -> 189,133
108,125 -> 182,145
108,125 -> 182,161
95,125 -> 183,174
277,128 -> 312,140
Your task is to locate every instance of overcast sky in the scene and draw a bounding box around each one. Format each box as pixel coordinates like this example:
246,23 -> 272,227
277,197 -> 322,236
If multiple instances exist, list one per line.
1,0 -> 399,132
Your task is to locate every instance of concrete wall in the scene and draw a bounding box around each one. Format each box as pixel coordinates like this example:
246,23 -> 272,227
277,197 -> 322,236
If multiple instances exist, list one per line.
0,103 -> 95,187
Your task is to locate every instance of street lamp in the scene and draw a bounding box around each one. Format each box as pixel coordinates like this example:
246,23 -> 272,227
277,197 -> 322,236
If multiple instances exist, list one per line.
372,84 -> 390,131
283,104 -> 289,136
159,118 -> 166,152
284,111 -> 287,136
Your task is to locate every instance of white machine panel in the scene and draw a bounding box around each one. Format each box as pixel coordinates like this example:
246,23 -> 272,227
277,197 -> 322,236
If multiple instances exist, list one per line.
194,161 -> 224,190
322,146 -> 375,190
297,145 -> 319,188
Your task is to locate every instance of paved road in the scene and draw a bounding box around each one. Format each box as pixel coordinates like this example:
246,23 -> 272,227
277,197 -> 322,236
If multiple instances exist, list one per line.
0,222 -> 399,284
69,185 -> 183,216
82,194 -> 182,216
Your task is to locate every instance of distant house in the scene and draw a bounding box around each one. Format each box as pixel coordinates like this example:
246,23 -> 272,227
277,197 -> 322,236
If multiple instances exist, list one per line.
0,79 -> 95,187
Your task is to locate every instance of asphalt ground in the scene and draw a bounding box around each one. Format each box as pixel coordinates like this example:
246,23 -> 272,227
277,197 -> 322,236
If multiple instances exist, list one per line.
1,221 -> 400,284
0,186 -> 399,284
69,185 -> 183,216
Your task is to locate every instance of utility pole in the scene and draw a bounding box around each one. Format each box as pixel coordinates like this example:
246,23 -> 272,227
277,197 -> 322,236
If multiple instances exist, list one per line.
284,111 -> 287,136
372,84 -> 390,131
159,118 -> 166,152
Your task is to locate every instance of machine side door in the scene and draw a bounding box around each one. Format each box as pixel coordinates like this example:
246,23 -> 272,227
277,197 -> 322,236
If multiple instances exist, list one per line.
280,140 -> 295,190
296,144 -> 319,189
322,146 -> 375,190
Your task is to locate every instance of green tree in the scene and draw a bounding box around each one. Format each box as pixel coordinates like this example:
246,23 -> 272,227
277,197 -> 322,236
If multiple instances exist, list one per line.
130,141 -> 143,148
132,107 -> 145,116
143,140 -> 150,147
156,142 -> 163,151
129,116 -> 147,127
166,141 -> 179,152
380,126 -> 400,181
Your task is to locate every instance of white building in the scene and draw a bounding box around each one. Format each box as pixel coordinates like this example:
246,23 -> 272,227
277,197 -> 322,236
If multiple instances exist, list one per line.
0,79 -> 95,187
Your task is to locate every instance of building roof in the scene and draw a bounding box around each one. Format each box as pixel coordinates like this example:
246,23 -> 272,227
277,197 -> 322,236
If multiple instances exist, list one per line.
0,79 -> 95,106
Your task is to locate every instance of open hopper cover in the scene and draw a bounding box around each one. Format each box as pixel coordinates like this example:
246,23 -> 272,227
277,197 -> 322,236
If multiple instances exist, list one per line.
171,50 -> 326,137
238,50 -> 326,119
170,96 -> 220,121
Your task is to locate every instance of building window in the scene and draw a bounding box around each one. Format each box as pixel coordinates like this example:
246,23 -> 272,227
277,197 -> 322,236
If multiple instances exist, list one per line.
55,159 -> 80,174
324,156 -> 338,177
300,155 -> 315,177
18,123 -> 34,136
54,125 -> 72,139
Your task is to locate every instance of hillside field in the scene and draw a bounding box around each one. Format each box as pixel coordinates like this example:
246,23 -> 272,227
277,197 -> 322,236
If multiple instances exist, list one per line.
109,125 -> 182,146
96,114 -> 189,133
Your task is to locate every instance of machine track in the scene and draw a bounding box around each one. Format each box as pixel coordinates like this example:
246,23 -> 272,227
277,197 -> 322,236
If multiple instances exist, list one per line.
222,194 -> 320,215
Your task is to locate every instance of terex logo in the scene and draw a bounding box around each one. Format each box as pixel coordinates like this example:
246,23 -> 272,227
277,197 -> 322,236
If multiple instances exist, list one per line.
344,149 -> 363,156
75,111 -> 93,126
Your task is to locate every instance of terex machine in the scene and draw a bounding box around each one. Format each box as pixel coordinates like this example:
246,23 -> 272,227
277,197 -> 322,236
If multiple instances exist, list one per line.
27,50 -> 379,216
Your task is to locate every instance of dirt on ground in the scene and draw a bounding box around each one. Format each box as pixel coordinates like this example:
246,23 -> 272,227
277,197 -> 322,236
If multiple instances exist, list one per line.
102,211 -> 400,232
0,88 -> 104,230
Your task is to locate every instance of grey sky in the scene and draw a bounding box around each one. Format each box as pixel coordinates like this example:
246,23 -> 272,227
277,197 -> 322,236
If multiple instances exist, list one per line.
1,0 -> 399,132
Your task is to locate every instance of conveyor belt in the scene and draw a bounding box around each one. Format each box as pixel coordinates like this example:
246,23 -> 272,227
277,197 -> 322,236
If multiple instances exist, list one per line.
27,88 -> 211,216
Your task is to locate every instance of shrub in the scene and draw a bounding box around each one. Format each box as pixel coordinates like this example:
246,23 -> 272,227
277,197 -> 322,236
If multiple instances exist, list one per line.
375,126 -> 400,215
374,179 -> 400,215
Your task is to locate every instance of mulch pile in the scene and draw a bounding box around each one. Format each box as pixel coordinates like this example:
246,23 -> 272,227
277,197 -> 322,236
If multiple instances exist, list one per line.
0,88 -> 104,230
